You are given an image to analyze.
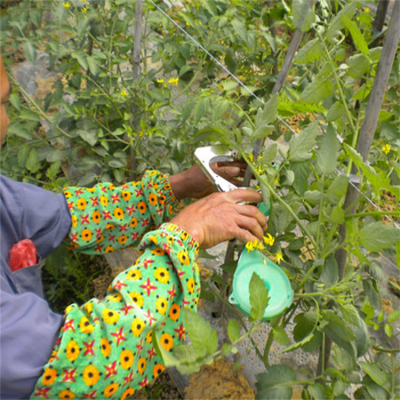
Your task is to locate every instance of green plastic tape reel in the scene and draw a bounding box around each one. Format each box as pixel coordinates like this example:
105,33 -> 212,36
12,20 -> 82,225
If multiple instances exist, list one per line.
229,201 -> 294,320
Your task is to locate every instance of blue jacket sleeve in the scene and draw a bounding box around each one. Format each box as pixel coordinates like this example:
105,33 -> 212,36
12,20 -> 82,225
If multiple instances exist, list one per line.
0,175 -> 71,259
0,287 -> 63,399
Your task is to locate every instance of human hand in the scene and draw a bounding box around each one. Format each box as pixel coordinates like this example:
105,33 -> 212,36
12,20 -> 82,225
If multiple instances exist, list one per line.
170,190 -> 267,249
169,162 -> 246,200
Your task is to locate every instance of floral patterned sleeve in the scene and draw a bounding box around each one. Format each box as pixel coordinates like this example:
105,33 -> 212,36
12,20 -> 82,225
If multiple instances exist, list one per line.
31,223 -> 200,400
63,170 -> 179,255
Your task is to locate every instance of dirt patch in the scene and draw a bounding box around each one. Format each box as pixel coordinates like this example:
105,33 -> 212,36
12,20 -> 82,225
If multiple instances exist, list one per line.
92,265 -> 126,298
135,370 -> 183,400
185,357 -> 254,400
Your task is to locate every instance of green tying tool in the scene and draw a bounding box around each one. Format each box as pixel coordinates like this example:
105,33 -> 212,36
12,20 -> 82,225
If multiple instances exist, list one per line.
194,145 -> 293,320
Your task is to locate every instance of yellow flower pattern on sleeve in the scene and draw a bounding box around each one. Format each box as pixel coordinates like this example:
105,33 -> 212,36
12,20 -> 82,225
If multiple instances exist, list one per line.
30,172 -> 201,399
63,171 -> 179,254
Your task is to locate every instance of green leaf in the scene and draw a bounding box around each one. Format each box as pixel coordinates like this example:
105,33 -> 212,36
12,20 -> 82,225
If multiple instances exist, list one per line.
258,94 -> 279,125
343,144 -> 382,190
173,345 -> 199,364
300,79 -> 333,103
223,80 -> 239,91
256,366 -> 296,400
309,384 -> 326,400
325,2 -> 357,43
249,272 -> 270,322
384,323 -> 393,337
322,311 -> 356,344
360,362 -> 389,388
327,174 -> 349,203
261,143 -> 277,164
8,122 -> 32,139
289,161 -> 310,195
330,206 -> 345,224
273,326 -> 290,346
360,222 -> 400,252
21,41 -> 37,63
20,109 -> 41,122
342,304 -> 361,327
304,190 -> 322,206
289,121 -> 318,162
270,203 -> 294,234
108,159 -> 126,168
77,130 -> 98,146
388,310 -> 400,323
326,102 -> 345,122
87,56 -> 100,76
320,256 -> 339,287
341,15 -> 369,55
397,241 -> 400,271
279,333 -> 315,354
294,39 -> 324,64
316,128 -> 340,174
26,148 -> 40,172
72,50 -> 88,70
347,54 -> 370,79
194,97 -> 211,125
333,380 -> 346,397
9,93 -> 21,111
228,320 -> 241,343
183,308 -> 218,356
292,0 -> 315,32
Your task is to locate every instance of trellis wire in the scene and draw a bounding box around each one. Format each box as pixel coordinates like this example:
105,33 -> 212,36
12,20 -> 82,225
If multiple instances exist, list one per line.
147,0 -> 400,230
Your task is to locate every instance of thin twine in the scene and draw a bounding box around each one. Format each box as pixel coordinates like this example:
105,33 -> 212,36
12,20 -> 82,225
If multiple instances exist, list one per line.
148,0 -> 400,230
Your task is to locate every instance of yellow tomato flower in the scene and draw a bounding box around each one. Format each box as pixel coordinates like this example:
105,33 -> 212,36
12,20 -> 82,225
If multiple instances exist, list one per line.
63,2 -> 70,9
263,233 -> 275,247
156,78 -> 165,84
245,241 -> 256,252
168,77 -> 179,86
120,90 -> 127,97
382,144 -> 391,155
364,7 -> 371,13
274,250 -> 284,264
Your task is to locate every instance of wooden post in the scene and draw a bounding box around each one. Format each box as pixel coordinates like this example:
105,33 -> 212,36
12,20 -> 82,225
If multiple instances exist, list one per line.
317,0 -> 400,375
373,0 -> 390,34
242,0 -> 315,186
129,0 -> 144,179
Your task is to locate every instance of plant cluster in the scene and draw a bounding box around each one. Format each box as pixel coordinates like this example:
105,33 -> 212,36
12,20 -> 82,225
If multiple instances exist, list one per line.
1,0 -> 399,399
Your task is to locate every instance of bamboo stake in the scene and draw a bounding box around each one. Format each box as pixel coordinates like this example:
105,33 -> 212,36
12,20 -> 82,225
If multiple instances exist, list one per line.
242,0 -> 316,187
129,0 -> 144,179
317,0 -> 400,375
373,0 -> 390,34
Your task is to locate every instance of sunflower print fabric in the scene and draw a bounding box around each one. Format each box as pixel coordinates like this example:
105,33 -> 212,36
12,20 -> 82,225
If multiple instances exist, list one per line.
63,170 -> 178,254
31,172 -> 201,399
